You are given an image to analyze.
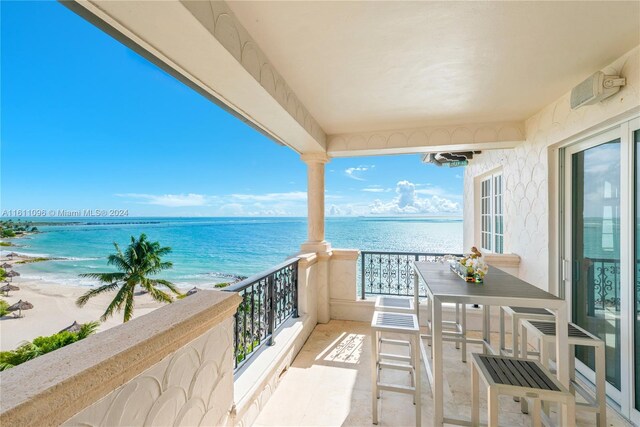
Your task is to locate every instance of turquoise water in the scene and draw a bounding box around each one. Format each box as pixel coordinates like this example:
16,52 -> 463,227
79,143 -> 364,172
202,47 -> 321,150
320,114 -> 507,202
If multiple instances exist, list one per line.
2,217 -> 463,288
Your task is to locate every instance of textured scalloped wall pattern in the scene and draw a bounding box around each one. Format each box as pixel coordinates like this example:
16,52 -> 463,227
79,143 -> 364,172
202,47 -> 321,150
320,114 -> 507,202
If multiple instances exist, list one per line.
327,121 -> 525,155
464,46 -> 640,289
64,317 -> 235,427
180,0 -> 326,146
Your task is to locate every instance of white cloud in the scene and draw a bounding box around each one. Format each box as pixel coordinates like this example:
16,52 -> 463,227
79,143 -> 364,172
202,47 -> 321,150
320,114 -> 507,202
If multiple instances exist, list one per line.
362,185 -> 390,193
230,191 -> 307,202
116,193 -> 209,207
345,165 -> 374,181
328,204 -> 356,216
369,180 -> 461,215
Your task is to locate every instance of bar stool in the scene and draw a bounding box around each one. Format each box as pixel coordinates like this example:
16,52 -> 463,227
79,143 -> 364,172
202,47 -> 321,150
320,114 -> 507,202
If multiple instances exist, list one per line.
520,320 -> 606,427
499,306 -> 555,358
371,311 -> 421,426
470,353 -> 575,427
375,279 -> 467,362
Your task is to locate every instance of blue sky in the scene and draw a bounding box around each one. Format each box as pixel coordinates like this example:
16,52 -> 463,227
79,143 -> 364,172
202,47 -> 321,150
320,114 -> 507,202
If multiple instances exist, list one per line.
1,1 -> 463,217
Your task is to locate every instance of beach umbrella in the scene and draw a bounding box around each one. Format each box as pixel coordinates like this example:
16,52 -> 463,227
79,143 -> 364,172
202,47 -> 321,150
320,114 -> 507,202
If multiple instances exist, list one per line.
1,262 -> 12,269
7,300 -> 33,317
6,252 -> 18,259
5,270 -> 20,282
0,283 -> 19,296
186,287 -> 202,296
59,321 -> 83,333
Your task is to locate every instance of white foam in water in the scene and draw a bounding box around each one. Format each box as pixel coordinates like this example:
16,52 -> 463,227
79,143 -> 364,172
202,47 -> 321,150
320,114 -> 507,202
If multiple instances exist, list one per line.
18,272 -> 99,287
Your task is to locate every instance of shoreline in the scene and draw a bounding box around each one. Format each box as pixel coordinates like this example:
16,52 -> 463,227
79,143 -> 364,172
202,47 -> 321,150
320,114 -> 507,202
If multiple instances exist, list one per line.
0,252 -> 203,352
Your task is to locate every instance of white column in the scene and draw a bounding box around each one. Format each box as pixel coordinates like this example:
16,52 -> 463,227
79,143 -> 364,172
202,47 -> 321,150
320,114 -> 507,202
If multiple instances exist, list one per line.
300,152 -> 331,253
300,152 -> 331,324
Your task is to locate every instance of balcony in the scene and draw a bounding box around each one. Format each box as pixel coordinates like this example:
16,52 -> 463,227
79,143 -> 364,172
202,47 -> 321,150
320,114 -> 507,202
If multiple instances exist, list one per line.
1,1 -> 638,425
0,251 -> 630,426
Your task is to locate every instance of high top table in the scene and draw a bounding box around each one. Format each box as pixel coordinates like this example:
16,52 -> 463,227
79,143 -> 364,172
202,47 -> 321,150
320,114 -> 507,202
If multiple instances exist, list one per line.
413,262 -> 571,427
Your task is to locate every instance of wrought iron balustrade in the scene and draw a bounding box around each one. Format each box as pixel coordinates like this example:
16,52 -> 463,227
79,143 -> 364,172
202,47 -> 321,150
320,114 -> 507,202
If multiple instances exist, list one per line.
586,257 -> 620,312
359,251 -> 462,299
224,258 -> 299,370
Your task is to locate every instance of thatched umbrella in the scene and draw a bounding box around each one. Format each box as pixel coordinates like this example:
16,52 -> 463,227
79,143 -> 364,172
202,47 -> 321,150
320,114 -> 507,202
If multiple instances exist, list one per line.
6,252 -> 18,259
7,300 -> 33,317
0,283 -> 19,296
1,262 -> 12,269
59,321 -> 83,333
186,287 -> 202,296
5,270 -> 19,282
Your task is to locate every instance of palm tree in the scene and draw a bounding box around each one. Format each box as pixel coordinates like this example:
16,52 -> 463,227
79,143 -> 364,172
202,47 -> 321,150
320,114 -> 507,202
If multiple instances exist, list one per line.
76,234 -> 181,322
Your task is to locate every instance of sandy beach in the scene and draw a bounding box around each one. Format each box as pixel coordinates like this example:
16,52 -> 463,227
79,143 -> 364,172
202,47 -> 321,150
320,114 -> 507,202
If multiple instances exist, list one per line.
0,253 -> 168,351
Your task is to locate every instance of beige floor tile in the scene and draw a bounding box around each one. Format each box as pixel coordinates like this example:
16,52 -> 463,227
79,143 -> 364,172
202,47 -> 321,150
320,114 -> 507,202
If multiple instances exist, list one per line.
253,320 -> 632,427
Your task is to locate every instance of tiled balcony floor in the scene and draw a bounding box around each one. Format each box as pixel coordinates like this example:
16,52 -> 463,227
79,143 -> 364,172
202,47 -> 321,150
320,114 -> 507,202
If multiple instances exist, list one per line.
254,320 -> 631,427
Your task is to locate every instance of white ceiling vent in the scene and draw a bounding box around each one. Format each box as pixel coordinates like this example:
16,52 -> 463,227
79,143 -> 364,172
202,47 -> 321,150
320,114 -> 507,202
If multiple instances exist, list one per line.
570,71 -> 625,110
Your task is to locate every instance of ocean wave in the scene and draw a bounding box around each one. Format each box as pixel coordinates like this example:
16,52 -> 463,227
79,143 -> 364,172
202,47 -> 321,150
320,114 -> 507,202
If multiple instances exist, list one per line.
18,272 -> 99,288
180,271 -> 246,281
55,256 -> 102,262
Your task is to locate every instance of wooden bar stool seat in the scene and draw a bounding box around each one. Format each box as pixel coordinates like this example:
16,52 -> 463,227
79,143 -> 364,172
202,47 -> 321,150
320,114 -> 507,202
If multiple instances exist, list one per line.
471,353 -> 575,427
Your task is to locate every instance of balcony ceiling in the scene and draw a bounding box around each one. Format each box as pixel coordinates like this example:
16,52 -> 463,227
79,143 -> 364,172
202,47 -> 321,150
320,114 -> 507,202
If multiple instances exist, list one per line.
228,1 -> 640,135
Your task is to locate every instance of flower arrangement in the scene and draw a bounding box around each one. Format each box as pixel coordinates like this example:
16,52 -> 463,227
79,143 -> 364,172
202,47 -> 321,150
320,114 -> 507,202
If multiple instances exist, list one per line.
455,247 -> 489,283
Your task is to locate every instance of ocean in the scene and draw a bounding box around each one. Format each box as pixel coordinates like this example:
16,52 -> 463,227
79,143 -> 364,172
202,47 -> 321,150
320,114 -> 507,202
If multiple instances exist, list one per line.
2,217 -> 464,288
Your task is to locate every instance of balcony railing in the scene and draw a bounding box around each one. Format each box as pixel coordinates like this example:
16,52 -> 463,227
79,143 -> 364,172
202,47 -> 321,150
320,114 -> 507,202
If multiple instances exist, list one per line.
224,258 -> 299,370
359,251 -> 462,299
587,257 -> 621,312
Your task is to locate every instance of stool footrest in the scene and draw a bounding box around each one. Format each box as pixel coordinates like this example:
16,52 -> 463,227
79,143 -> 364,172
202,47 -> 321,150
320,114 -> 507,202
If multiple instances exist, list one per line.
376,382 -> 416,395
379,338 -> 411,346
379,361 -> 413,371
379,352 -> 411,362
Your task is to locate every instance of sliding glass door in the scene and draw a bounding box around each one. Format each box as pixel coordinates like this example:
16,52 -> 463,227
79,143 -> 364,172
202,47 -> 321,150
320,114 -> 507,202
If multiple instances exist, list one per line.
568,133 -> 621,391
564,117 -> 639,420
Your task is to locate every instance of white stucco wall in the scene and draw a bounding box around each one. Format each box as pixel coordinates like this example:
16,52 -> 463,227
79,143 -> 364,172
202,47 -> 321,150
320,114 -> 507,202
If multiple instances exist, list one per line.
65,317 -> 235,427
464,46 -> 640,290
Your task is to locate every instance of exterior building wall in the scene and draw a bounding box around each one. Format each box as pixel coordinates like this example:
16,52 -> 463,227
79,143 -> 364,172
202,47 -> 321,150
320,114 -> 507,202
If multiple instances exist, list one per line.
464,46 -> 640,290
65,317 -> 235,427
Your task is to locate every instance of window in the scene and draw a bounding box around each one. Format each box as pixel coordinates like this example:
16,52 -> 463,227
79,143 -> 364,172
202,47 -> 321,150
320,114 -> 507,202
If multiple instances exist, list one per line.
480,172 -> 504,253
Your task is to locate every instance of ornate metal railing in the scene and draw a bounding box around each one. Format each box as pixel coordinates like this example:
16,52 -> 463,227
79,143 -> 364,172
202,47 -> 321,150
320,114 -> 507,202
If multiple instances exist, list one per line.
587,257 -> 620,312
224,258 -> 298,370
359,251 -> 462,299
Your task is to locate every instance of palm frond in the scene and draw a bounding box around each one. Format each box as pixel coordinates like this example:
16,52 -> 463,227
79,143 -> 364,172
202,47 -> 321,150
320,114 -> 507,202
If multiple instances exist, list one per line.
142,283 -> 173,304
78,272 -> 126,282
99,283 -> 131,322
151,279 -> 181,295
76,282 -> 120,307
107,253 -> 131,272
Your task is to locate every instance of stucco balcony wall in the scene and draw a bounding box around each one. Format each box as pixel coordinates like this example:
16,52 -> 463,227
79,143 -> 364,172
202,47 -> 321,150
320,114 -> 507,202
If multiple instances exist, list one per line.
0,291 -> 241,427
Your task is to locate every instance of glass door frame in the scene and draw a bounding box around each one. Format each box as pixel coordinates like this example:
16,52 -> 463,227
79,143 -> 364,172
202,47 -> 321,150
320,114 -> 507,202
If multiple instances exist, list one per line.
627,117 -> 639,422
562,116 -> 638,420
